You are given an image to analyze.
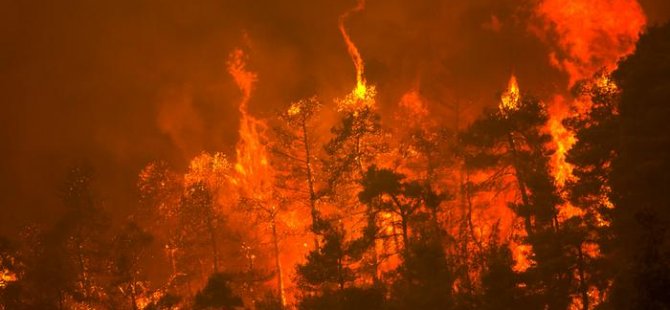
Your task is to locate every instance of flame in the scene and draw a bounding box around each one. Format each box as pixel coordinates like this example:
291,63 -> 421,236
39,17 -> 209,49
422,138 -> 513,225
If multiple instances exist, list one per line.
339,0 -> 366,94
226,49 -> 313,306
1,268 -> 18,288
536,0 -> 646,86
546,96 -> 577,187
399,90 -> 429,119
228,49 -> 257,114
499,74 -> 520,113
287,102 -> 302,116
534,4 -> 644,306
139,2 -> 646,306
536,0 -> 644,189
512,243 -> 532,272
184,152 -> 231,190
227,49 -> 273,200
337,0 -> 376,111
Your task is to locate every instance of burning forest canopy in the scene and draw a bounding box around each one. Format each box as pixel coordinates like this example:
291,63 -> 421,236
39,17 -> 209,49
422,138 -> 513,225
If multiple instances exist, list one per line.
2,0 -> 670,309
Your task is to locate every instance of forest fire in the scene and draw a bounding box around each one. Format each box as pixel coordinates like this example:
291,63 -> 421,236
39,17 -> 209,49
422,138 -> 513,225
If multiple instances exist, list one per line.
3,0 -> 670,309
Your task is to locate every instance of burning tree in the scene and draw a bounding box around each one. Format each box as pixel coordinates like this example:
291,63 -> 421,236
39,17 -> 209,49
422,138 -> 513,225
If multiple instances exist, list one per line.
109,222 -> 154,310
228,48 -> 291,307
461,78 -> 580,309
272,97 -> 325,250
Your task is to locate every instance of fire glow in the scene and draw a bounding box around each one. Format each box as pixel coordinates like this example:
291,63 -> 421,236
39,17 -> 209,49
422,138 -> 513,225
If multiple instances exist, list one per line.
3,0 -> 662,309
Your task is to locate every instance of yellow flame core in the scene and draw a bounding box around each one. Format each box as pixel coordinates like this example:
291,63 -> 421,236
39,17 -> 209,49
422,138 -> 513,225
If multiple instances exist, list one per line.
500,75 -> 520,113
1,266 -> 17,288
596,74 -> 618,93
354,80 -> 367,100
287,103 -> 301,116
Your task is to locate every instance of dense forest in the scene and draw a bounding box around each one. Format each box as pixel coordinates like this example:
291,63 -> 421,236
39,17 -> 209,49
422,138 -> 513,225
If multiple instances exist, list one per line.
2,18 -> 670,310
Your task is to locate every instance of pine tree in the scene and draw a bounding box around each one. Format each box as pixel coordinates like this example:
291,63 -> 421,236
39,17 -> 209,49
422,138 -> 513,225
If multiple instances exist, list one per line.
58,165 -> 111,307
193,273 -> 243,309
563,72 -> 621,308
324,105 -> 387,282
461,95 -> 573,309
272,97 -> 325,249
608,23 -> 670,309
296,219 -> 384,310
109,222 -> 154,310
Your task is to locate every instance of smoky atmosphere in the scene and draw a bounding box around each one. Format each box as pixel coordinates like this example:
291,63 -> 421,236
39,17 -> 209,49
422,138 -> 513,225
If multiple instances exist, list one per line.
1,0 -> 670,309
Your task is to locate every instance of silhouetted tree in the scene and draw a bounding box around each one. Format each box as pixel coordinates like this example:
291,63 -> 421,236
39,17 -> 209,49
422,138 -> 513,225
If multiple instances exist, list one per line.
296,217 -> 386,310
388,233 -> 454,310
607,23 -> 670,309
324,105 -> 387,282
109,222 -> 154,310
193,273 -> 243,309
297,222 -> 354,293
563,71 -> 621,308
462,96 -> 573,309
479,231 -> 522,310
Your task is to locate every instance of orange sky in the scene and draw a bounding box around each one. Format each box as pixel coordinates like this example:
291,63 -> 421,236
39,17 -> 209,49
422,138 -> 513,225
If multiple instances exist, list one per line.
0,0 -> 667,234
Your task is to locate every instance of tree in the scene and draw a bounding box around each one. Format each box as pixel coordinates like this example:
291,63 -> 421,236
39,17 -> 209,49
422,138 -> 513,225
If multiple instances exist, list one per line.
109,222 -> 154,310
607,23 -> 670,309
324,105 -> 387,281
180,182 -> 222,274
12,166 -> 111,309
137,161 -> 184,285
563,72 -> 621,309
325,106 -> 386,193
272,97 -> 325,249
391,91 -> 453,239
358,166 -> 444,258
461,93 -> 574,309
295,217 -> 387,310
193,273 -> 243,309
479,229 -> 522,310
357,166 -> 453,309
58,165 -> 110,307
297,222 -> 354,293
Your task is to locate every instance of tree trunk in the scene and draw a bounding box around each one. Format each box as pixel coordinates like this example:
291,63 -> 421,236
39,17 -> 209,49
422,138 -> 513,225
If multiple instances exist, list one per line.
130,282 -> 138,310
271,217 -> 286,307
577,244 -> 589,310
506,132 -> 532,234
400,213 -> 410,258
302,119 -> 320,250
206,217 -> 219,272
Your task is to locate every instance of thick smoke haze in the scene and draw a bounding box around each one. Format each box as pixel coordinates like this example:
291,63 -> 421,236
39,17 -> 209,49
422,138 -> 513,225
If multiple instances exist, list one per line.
1,0 -> 667,234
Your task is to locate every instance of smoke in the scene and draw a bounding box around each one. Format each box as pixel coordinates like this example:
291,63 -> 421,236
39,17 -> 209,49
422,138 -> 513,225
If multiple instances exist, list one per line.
534,0 -> 646,85
156,88 -> 206,159
0,0 -> 663,233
